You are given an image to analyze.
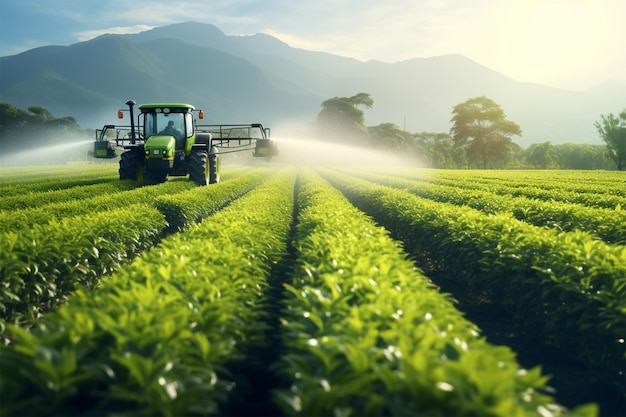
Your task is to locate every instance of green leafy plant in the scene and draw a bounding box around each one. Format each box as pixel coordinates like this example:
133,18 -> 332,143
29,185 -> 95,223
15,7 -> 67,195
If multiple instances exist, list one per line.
0,170 -> 296,416
273,169 -> 595,416
322,168 -> 625,392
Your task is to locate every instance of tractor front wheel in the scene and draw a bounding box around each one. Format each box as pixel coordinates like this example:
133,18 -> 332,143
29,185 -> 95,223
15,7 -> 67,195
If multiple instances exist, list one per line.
119,150 -> 143,182
189,149 -> 209,185
144,168 -> 168,184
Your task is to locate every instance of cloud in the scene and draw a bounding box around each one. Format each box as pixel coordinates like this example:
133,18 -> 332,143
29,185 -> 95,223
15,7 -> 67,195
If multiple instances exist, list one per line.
73,25 -> 156,41
91,0 -> 262,27
262,30 -> 327,52
253,1 -> 479,62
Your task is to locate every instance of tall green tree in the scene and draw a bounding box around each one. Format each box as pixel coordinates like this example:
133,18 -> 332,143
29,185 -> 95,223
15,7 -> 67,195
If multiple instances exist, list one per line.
27,106 -> 54,121
525,142 -> 554,169
413,132 -> 465,168
551,143 -> 611,170
0,103 -> 85,152
594,109 -> 626,171
450,96 -> 522,169
368,122 -> 414,152
0,103 -> 30,138
317,93 -> 373,145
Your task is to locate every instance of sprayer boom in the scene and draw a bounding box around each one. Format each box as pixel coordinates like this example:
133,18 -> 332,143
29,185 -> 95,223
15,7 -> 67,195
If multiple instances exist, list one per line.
93,124 -> 143,158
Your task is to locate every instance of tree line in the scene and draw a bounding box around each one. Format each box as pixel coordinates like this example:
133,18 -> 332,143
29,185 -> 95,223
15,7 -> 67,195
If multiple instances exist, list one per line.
316,93 -> 626,170
0,103 -> 88,153
1,99 -> 624,170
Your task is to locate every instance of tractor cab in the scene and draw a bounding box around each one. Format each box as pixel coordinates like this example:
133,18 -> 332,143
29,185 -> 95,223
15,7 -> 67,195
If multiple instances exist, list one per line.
136,104 -> 204,181
139,104 -> 196,151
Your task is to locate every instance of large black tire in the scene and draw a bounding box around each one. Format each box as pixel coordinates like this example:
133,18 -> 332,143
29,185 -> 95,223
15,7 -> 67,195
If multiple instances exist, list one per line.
144,169 -> 168,184
209,147 -> 220,184
188,149 -> 209,185
119,150 -> 143,182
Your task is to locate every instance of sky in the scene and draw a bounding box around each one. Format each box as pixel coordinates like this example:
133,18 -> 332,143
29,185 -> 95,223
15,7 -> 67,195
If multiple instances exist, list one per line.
1,0 -> 625,91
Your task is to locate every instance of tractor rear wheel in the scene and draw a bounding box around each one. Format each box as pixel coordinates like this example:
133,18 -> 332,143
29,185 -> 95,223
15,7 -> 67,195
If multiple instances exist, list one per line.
119,150 -> 143,182
209,147 -> 220,184
189,149 -> 209,185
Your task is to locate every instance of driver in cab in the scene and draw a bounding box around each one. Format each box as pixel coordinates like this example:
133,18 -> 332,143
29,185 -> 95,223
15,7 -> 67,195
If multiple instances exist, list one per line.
159,120 -> 184,147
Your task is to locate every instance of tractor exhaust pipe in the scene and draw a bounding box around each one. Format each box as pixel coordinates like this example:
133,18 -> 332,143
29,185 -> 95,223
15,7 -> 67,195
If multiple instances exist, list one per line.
126,100 -> 137,144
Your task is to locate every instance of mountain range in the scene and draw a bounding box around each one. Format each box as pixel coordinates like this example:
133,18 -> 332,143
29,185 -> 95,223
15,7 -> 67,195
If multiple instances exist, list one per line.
1,21 -> 624,147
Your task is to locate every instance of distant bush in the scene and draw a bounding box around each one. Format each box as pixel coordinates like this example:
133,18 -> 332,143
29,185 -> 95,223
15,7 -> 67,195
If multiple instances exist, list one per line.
0,103 -> 88,151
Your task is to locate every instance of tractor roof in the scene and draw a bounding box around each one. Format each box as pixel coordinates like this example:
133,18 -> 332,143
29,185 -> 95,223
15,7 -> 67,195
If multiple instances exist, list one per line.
139,103 -> 196,111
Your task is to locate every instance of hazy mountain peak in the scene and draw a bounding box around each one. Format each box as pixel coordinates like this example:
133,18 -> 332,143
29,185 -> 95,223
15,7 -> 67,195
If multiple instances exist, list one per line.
585,80 -> 626,96
128,21 -> 226,44
0,21 -> 622,146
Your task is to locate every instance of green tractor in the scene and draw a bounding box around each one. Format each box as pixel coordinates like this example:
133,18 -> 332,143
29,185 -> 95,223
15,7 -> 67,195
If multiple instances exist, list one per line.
93,100 -> 278,185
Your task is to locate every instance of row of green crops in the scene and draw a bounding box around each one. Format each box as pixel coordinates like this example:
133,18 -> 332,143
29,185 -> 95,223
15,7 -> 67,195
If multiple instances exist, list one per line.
0,162 -> 255,189
0,169 -> 263,232
0,169 -> 296,416
0,163 -> 255,203
1,164 -> 620,414
340,168 -> 626,245
151,169 -> 268,233
0,162 -> 118,179
0,163 -> 120,195
274,169 -> 595,416
456,182 -> 624,210
0,204 -> 166,328
0,180 -> 140,211
0,179 -> 195,233
384,168 -> 625,209
386,168 -> 624,194
0,169 -> 271,328
320,168 -> 626,392
1,166 -> 599,417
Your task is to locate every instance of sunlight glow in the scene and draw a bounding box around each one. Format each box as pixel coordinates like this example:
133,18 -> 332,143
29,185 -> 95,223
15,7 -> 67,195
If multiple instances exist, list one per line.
478,1 -> 617,89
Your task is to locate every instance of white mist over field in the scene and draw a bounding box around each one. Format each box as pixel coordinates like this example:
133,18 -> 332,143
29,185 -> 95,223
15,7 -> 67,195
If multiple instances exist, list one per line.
0,137 -> 94,167
0,120 -> 429,170
270,136 -> 419,167
266,121 -> 427,167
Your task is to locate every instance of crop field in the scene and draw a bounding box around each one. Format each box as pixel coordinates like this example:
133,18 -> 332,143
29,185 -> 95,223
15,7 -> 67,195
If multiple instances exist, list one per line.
0,162 -> 624,416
